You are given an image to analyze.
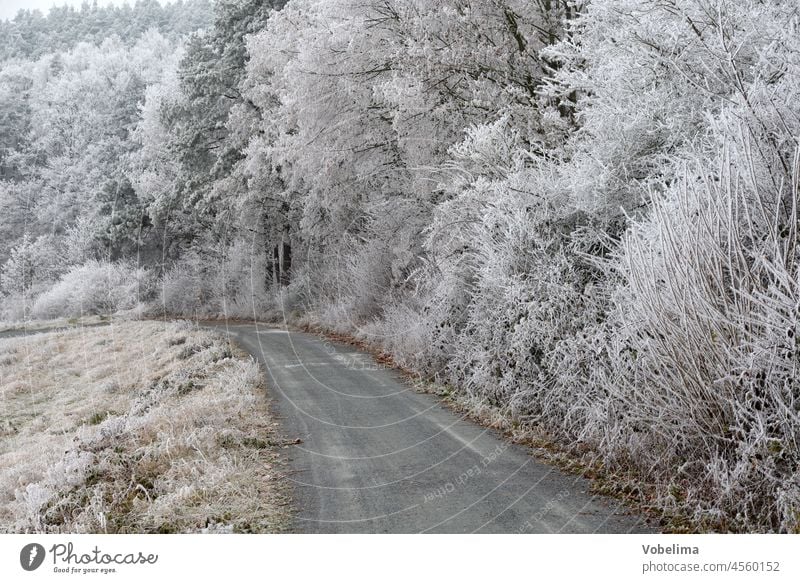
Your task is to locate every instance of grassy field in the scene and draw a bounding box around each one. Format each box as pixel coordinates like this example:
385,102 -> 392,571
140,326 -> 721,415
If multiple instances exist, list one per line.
0,320 -> 291,533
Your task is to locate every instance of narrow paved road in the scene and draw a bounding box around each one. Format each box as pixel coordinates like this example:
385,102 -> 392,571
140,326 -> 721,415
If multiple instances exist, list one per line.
211,322 -> 654,534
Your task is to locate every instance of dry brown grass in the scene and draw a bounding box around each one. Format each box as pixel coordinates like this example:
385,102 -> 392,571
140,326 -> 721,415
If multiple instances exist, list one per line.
0,320 -> 291,533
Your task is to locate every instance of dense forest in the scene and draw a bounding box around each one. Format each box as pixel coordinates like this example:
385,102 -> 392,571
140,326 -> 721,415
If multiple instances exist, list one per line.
0,0 -> 214,61
1,0 -> 799,532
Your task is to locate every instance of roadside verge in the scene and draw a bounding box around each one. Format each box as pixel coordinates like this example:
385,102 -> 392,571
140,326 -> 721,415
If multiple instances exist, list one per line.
0,320 -> 291,533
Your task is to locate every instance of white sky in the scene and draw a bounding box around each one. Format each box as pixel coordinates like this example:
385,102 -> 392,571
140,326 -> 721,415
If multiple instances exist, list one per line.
0,1 -> 150,21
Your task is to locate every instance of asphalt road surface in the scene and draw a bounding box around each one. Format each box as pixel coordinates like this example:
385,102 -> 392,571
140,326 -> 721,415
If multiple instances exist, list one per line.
211,322 -> 654,534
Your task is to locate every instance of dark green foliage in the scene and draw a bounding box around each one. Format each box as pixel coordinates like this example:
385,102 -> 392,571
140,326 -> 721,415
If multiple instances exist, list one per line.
163,0 -> 286,212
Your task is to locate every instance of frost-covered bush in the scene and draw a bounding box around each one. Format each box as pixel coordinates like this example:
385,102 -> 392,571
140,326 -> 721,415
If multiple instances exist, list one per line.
0,235 -> 67,321
425,164 -> 605,425
0,235 -> 65,296
0,235 -> 67,319
310,239 -> 395,332
606,142 -> 800,531
160,239 -> 272,318
0,295 -> 30,323
160,255 -> 208,317
210,238 -> 272,318
362,123 -> 537,377
31,261 -> 151,319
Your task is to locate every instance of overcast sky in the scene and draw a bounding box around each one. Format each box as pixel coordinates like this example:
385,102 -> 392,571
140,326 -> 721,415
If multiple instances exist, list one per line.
0,1 -> 149,21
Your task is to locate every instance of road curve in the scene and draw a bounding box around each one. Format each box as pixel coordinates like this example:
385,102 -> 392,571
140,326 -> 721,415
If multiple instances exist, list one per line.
210,322 -> 654,534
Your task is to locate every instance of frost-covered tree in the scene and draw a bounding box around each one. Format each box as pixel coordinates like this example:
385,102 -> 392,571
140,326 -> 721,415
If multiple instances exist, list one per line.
0,0 -> 213,62
0,61 -> 32,181
20,32 -> 179,257
126,0 -> 291,305
0,16 -> 206,308
243,0 -> 574,321
160,0 -> 286,213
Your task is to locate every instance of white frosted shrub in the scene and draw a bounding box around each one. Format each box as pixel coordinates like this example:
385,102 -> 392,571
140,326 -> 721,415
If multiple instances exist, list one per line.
160,259 -> 207,316
318,239 -> 393,331
0,234 -> 66,319
446,201 -> 590,424
0,234 -> 65,296
159,240 -> 271,318
210,239 -> 271,318
0,294 -> 30,322
608,144 -> 800,531
410,163 -> 604,424
358,298 -> 432,371
306,205 -> 426,334
402,179 -> 505,379
31,260 -> 150,319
